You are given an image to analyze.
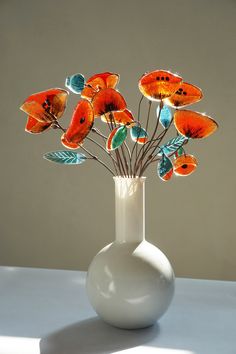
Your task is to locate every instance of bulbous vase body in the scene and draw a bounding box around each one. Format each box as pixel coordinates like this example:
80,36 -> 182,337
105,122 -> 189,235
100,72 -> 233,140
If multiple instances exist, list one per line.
86,177 -> 175,329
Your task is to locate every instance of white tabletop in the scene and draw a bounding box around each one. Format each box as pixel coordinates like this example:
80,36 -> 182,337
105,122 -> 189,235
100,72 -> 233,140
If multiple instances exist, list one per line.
0,266 -> 235,354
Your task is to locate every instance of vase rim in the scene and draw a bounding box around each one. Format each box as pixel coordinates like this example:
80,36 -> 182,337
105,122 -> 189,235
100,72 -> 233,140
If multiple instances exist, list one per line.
113,176 -> 146,181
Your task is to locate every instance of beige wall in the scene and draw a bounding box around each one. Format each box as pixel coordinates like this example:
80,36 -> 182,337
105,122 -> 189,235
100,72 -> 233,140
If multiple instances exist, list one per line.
0,0 -> 235,280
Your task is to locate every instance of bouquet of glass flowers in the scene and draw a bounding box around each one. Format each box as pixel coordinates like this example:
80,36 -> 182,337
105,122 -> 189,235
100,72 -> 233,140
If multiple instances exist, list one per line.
20,70 -> 218,181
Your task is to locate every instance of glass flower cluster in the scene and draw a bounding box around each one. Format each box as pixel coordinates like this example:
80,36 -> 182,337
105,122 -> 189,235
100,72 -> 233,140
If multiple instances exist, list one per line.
20,70 -> 218,181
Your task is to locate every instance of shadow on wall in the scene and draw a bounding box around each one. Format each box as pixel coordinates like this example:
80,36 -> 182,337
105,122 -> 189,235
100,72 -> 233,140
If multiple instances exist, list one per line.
39,316 -> 160,354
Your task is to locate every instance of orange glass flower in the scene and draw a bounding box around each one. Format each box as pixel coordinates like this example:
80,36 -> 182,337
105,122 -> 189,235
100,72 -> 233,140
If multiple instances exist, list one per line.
165,82 -> 203,108
92,88 -> 126,118
20,88 -> 68,134
81,72 -> 119,100
20,88 -> 68,123
25,116 -> 51,134
61,100 -> 94,149
174,110 -> 218,139
101,109 -> 135,126
173,154 -> 198,176
139,70 -> 182,101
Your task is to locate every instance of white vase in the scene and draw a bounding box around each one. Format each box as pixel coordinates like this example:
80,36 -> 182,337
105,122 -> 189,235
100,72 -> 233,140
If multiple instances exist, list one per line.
86,177 -> 175,329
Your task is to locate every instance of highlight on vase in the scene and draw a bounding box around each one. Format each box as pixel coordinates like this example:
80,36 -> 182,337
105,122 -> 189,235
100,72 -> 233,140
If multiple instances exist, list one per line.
20,69 -> 219,181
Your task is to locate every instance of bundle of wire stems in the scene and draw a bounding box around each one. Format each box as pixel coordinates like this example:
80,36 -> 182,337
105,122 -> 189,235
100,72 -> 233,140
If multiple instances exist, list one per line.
52,97 -> 172,177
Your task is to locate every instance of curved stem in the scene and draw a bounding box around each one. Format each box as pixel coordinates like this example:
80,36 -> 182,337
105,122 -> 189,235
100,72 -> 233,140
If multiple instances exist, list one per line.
80,145 -> 115,176
135,100 -> 163,175
92,128 -> 119,175
130,95 -> 144,176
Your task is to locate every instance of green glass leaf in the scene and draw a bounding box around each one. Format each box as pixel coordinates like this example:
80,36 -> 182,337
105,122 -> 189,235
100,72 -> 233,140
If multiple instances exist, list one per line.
158,135 -> 188,157
65,73 -> 85,94
44,151 -> 87,164
107,126 -> 128,151
175,146 -> 185,158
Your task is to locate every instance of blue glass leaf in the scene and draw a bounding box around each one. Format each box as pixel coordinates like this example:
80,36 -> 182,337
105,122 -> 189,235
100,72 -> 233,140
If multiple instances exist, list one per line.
44,151 -> 87,164
157,104 -> 172,128
65,73 -> 85,94
130,126 -> 148,144
158,135 -> 188,157
157,155 -> 173,181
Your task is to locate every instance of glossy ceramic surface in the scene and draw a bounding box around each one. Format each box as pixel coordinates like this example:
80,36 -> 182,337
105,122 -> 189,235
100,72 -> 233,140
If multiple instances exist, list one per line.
86,177 -> 175,329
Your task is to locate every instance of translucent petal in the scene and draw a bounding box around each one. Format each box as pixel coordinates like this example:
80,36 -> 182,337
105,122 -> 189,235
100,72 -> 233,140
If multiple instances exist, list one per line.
139,70 -> 182,101
20,88 -> 68,123
130,126 -> 148,144
101,109 -> 135,126
157,104 -> 172,128
81,72 -> 119,100
65,73 -> 85,94
157,155 -> 173,181
106,126 -> 127,151
44,151 -> 86,164
173,154 -> 198,176
92,88 -> 126,117
165,82 -> 203,108
174,110 -> 218,139
25,116 -> 51,134
61,100 -> 94,149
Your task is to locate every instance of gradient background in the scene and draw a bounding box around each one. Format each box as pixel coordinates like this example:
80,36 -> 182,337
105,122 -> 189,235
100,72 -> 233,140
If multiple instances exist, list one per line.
0,0 -> 235,280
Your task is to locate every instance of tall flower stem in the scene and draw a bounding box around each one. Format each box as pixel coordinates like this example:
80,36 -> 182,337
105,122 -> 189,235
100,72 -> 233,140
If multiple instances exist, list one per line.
51,114 -> 115,176
80,145 -> 115,176
109,112 -> 129,176
130,95 -> 144,176
135,100 -> 163,176
107,116 -> 127,176
91,128 -> 119,175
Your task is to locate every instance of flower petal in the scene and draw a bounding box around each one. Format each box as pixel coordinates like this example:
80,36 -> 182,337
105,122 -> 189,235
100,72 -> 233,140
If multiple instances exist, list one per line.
61,100 -> 94,149
25,116 -> 51,134
139,70 -> 182,101
174,110 -> 218,139
173,154 -> 198,176
92,88 -> 126,117
165,82 -> 203,108
20,88 -> 68,123
81,72 -> 119,100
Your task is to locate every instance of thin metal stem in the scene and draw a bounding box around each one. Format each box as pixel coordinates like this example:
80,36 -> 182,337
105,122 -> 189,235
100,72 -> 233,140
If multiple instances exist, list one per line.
80,145 -> 115,176
110,112 -> 129,176
86,136 -> 118,165
138,100 -> 152,174
90,129 -> 119,175
135,100 -> 163,175
130,95 -> 144,176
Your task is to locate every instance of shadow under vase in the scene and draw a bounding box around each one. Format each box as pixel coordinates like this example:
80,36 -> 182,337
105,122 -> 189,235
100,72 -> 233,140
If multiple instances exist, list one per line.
40,316 -> 160,354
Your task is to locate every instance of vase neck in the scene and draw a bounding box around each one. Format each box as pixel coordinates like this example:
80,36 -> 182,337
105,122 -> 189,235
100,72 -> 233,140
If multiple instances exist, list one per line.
114,177 -> 146,243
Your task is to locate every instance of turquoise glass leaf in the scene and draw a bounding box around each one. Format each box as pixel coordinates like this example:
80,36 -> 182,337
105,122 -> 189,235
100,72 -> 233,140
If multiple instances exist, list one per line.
158,135 -> 188,157
130,126 -> 148,144
175,146 -> 185,158
65,73 -> 85,94
107,126 -> 128,151
157,104 -> 172,128
112,126 -> 128,149
157,155 -> 173,181
43,151 -> 87,164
